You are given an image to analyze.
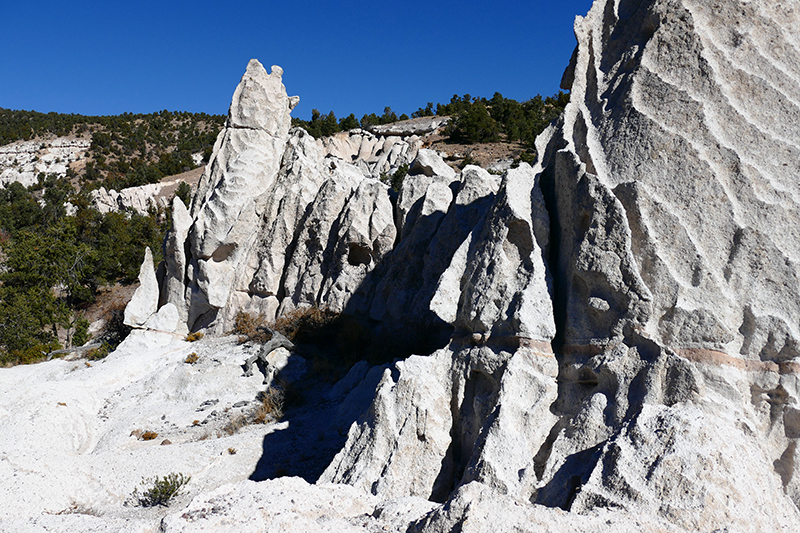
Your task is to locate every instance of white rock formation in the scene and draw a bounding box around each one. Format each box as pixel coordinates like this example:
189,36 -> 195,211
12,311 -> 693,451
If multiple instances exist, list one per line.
430,163 -> 554,340
91,183 -> 171,215
161,196 -> 193,325
123,247 -> 159,327
408,148 -> 456,181
368,115 -> 450,137
171,60 -> 301,331
159,59 -> 457,335
0,137 -> 90,187
319,129 -> 421,177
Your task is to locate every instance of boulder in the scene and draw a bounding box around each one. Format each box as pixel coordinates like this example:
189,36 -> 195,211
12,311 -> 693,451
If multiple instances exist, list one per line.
408,148 -> 455,181
143,302 -> 181,334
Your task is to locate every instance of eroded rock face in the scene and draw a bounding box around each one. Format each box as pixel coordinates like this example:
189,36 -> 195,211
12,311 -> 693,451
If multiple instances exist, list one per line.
321,0 -> 800,530
320,129 -> 420,177
154,57 -> 491,341
367,115 -> 450,137
0,137 -> 90,188
91,184 -> 169,215
184,61 -> 298,327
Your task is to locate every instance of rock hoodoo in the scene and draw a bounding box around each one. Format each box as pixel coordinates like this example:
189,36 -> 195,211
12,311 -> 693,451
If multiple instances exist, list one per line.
158,59 -> 429,335
142,0 -> 800,529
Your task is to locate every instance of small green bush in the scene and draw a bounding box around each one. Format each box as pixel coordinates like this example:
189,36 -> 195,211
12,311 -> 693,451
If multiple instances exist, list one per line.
132,473 -> 190,507
380,164 -> 408,193
175,181 -> 193,207
86,342 -> 112,361
72,317 -> 91,348
272,306 -> 339,343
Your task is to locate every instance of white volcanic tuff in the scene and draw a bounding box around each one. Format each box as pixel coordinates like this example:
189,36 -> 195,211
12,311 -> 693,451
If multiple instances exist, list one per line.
320,129 -> 421,177
163,60 -> 432,333
0,137 -> 90,187
0,332 -> 277,530
367,115 -> 451,137
271,156 -> 398,318
123,247 -> 159,327
320,345 -> 560,503
91,183 -> 171,215
324,0 -> 800,530
366,174 -> 458,323
322,164 -> 558,499
161,196 -> 193,325
160,478 -> 440,533
160,58 -> 477,334
431,163 -> 554,339
277,168 -> 363,309
219,129 -> 333,327
320,349 -> 456,500
146,4 -> 800,525
554,0 -> 800,354
186,60 -> 297,325
407,148 -> 456,182
540,0 -> 800,523
359,165 -> 505,328
320,178 -> 396,306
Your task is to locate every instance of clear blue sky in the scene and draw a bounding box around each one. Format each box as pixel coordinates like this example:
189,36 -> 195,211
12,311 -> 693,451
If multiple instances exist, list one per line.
0,0 -> 594,121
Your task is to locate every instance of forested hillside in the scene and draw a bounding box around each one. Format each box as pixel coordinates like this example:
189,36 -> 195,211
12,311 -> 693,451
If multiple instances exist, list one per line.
0,180 -> 167,365
292,91 -> 569,150
0,108 -> 225,190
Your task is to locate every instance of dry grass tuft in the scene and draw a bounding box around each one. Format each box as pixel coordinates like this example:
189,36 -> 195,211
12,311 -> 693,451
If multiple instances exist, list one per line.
233,306 -> 341,345
221,382 -> 290,436
141,431 -> 158,441
185,332 -> 204,342
252,385 -> 285,423
184,352 -> 199,364
54,502 -> 101,516
221,414 -> 247,436
272,306 -> 339,343
232,311 -> 270,343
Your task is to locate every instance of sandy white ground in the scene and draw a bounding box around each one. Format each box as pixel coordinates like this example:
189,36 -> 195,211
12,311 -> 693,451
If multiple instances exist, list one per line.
0,330 -> 277,531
